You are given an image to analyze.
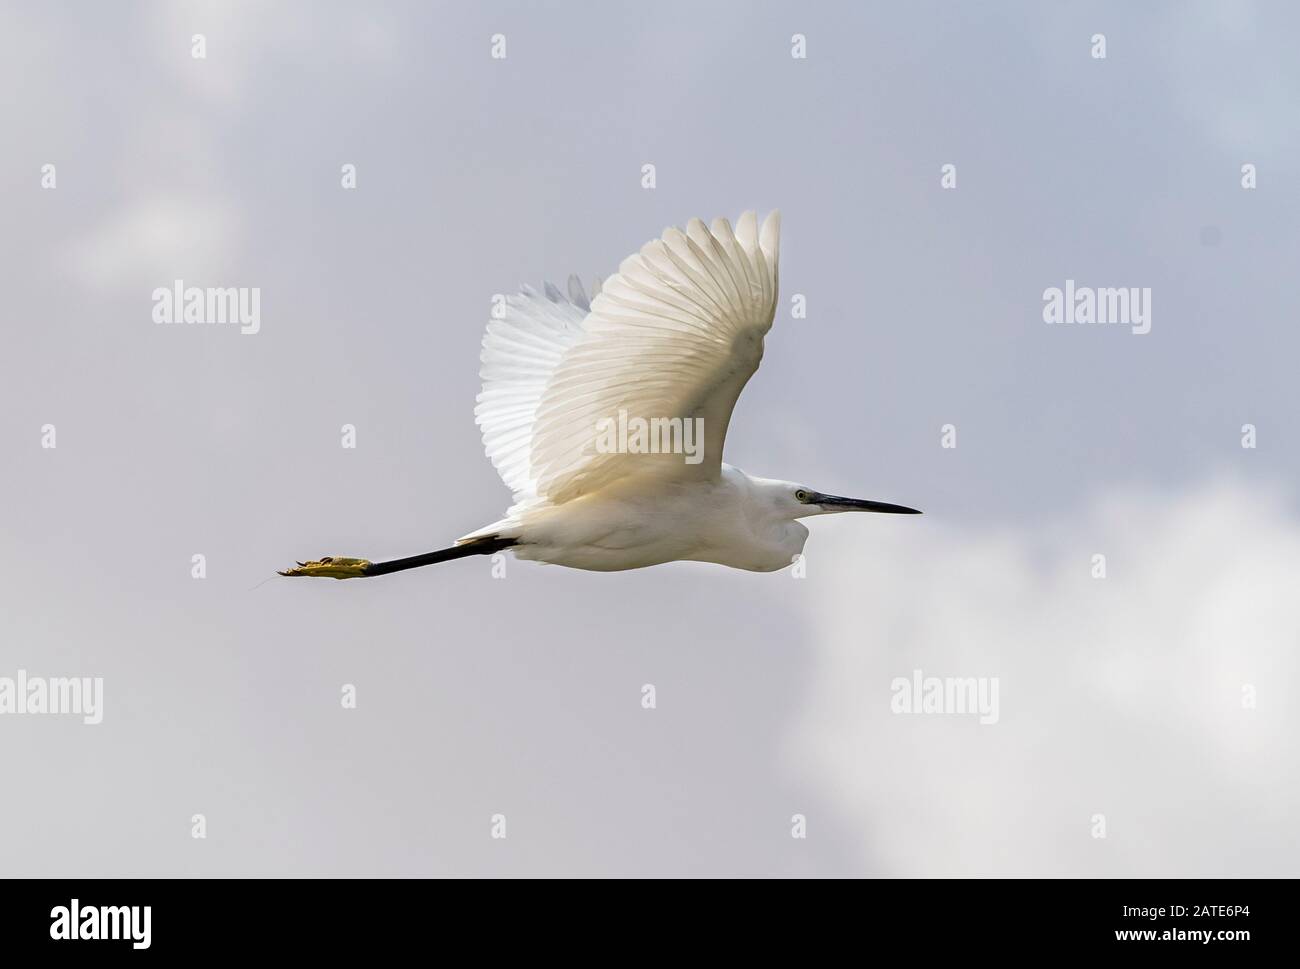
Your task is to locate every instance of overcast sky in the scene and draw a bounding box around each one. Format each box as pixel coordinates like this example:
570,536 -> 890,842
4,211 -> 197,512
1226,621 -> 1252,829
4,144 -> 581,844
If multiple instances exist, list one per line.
1,0 -> 1297,876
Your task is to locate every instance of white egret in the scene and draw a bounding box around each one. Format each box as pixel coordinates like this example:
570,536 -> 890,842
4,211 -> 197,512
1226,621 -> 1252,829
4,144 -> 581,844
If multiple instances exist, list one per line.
282,210 -> 919,579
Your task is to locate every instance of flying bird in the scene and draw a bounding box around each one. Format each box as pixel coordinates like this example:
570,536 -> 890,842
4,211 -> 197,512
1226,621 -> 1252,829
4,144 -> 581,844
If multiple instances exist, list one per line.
282,210 -> 919,579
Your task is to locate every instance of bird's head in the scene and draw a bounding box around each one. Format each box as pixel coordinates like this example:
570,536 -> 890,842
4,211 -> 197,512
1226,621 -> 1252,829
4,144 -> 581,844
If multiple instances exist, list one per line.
768,480 -> 922,519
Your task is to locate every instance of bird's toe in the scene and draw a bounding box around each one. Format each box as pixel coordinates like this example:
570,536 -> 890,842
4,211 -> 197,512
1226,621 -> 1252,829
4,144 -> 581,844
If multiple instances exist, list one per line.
279,556 -> 372,579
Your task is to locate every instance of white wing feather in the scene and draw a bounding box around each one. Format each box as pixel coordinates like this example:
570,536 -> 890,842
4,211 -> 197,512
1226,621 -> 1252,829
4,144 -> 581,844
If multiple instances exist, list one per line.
532,210 -> 780,503
474,281 -> 590,498
474,210 -> 780,506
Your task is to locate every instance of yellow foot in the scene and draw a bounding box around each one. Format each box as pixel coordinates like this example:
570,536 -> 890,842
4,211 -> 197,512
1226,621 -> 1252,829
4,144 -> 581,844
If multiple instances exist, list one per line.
278,556 -> 372,579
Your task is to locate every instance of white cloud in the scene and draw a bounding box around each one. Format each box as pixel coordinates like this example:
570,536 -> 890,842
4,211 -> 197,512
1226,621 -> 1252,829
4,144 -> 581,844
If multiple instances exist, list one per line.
786,479 -> 1300,875
148,1 -> 402,106
67,197 -> 240,292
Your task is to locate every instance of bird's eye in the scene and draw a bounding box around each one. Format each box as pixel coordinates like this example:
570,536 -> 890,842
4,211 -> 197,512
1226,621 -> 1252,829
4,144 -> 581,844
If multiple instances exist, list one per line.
795,489 -> 809,502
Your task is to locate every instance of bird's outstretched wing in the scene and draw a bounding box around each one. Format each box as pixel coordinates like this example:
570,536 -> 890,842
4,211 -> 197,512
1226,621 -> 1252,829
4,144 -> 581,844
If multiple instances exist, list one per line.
474,278 -> 594,499
489,210 -> 780,505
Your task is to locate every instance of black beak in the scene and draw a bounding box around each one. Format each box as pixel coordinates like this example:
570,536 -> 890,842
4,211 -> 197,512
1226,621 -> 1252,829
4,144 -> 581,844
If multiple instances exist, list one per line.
813,493 -> 922,514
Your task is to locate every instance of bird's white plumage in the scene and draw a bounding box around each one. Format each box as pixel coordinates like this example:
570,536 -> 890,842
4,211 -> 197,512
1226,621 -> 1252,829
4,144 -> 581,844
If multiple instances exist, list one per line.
473,211 -> 781,507
284,208 -> 920,579
473,280 -> 591,498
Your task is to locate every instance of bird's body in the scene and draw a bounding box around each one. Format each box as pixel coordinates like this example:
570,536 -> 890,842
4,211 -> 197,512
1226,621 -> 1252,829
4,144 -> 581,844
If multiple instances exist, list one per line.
283,210 -> 918,581
482,465 -> 809,573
